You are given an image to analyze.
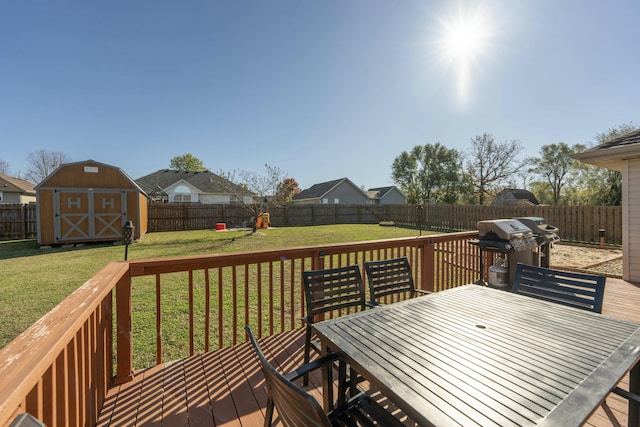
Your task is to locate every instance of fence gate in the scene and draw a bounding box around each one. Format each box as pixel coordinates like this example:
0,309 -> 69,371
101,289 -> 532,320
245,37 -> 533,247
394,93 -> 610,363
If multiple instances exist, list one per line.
54,189 -> 126,242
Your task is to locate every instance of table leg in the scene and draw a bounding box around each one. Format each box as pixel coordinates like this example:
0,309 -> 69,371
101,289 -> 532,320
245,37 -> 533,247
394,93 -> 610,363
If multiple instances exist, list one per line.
630,362 -> 640,427
320,341 -> 334,411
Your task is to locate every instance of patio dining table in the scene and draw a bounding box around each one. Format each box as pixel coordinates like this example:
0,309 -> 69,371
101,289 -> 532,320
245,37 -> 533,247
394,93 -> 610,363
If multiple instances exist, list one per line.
313,284 -> 640,426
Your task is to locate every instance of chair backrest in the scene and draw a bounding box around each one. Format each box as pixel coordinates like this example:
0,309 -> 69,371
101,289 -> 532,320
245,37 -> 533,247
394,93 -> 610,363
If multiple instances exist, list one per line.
245,326 -> 332,427
302,265 -> 366,323
364,257 -> 415,304
512,263 -> 606,313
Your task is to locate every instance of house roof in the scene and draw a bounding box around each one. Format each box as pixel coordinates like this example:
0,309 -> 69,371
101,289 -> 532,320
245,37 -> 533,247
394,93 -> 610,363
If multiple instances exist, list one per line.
492,188 -> 539,206
573,128 -> 640,171
366,186 -> 405,200
0,174 -> 36,195
293,178 -> 363,201
136,169 -> 253,195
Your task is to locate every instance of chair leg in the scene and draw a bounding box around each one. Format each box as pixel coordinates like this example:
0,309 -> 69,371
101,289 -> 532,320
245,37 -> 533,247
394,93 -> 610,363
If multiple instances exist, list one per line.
303,325 -> 312,386
264,395 -> 275,427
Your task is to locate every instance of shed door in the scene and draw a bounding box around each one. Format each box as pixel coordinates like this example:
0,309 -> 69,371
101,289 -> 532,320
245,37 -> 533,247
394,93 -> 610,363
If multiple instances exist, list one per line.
55,190 -> 126,242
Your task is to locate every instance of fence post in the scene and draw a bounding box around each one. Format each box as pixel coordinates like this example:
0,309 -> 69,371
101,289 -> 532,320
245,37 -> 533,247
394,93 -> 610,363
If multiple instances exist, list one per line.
114,268 -> 134,384
421,239 -> 435,292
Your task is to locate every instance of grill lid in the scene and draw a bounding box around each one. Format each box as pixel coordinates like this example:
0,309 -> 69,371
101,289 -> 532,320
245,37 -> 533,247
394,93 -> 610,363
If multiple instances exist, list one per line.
515,217 -> 560,243
478,219 -> 534,240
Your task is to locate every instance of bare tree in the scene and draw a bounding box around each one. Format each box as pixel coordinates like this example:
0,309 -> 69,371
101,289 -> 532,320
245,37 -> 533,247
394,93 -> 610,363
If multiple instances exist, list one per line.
26,149 -> 70,183
466,133 -> 523,204
218,164 -> 289,232
0,159 -> 10,175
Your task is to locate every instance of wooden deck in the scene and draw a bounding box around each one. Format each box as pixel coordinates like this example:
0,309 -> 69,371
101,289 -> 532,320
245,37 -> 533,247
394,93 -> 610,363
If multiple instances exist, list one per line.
97,278 -> 640,427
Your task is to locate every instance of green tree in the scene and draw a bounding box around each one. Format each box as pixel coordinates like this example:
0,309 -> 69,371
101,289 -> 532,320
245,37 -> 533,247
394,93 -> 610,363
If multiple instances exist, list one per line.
466,133 -> 523,205
169,153 -> 207,171
528,142 -> 586,205
391,143 -> 466,204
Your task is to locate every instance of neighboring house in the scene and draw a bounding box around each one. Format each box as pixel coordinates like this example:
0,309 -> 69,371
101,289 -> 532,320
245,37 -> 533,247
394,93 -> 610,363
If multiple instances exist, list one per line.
366,186 -> 407,205
491,189 -> 539,206
0,174 -> 36,204
136,169 -> 254,204
573,128 -> 640,283
292,178 -> 369,205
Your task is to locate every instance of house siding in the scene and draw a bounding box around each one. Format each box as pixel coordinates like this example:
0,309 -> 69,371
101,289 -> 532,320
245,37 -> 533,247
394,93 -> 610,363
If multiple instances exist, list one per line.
1,193 -> 35,204
380,190 -> 406,205
626,159 -> 640,281
325,182 -> 368,204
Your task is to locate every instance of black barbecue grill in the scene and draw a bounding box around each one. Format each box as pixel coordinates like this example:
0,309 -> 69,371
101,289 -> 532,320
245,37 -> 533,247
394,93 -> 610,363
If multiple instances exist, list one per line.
514,217 -> 559,268
470,218 -> 539,288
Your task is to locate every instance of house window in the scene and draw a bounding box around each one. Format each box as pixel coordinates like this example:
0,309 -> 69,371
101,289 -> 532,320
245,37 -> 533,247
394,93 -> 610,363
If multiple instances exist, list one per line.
0,192 -> 3,202
322,198 -> 328,204
230,195 -> 241,205
174,185 -> 192,203
333,198 -> 339,204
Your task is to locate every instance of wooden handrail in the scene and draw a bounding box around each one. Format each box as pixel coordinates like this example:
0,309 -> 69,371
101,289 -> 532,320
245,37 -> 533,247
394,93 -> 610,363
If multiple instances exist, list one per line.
0,231 -> 479,426
123,231 -> 479,367
0,261 -> 129,427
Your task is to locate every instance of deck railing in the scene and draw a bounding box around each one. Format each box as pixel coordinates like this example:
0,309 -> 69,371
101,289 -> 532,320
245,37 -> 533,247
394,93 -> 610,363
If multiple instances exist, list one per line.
0,231 -> 478,427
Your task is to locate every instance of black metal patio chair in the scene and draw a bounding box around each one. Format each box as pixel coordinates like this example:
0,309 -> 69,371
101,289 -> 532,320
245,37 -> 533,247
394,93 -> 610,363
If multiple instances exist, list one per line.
302,265 -> 367,387
245,326 -> 404,427
512,262 -> 606,313
364,257 -> 431,307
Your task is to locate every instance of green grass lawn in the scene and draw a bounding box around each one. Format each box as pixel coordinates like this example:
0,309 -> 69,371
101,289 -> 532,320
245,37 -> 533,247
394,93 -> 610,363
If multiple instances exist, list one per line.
0,224 -> 424,350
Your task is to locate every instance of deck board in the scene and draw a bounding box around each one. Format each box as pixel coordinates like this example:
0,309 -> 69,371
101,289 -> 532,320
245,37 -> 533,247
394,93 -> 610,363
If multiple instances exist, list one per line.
97,278 -> 640,426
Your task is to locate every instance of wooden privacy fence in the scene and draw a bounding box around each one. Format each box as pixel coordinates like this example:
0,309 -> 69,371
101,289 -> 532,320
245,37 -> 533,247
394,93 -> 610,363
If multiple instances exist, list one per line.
0,202 -> 622,245
0,203 -> 37,240
390,204 -> 623,246
146,203 -> 622,246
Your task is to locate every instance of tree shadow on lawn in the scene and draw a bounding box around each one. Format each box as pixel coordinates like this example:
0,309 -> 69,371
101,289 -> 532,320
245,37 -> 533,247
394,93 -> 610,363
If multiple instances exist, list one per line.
0,239 -> 117,261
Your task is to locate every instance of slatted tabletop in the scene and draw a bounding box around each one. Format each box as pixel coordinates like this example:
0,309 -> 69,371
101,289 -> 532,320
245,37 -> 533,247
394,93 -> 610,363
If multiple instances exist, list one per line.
314,284 -> 640,427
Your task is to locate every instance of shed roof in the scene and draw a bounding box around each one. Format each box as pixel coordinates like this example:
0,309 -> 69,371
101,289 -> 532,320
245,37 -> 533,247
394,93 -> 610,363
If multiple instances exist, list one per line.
136,169 -> 253,195
573,128 -> 640,171
36,159 -> 146,195
0,174 -> 36,195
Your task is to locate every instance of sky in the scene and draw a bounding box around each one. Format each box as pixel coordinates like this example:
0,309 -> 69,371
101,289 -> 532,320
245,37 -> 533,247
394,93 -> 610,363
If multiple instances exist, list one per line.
1,0 -> 639,190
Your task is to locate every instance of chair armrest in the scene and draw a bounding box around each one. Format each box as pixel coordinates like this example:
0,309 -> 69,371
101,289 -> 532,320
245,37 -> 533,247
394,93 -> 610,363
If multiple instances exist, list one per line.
283,353 -> 343,382
366,301 -> 380,308
415,289 -> 433,295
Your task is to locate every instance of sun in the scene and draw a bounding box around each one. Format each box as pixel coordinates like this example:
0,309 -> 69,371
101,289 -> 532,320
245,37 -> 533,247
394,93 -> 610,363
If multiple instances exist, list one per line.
434,3 -> 495,108
441,11 -> 489,62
